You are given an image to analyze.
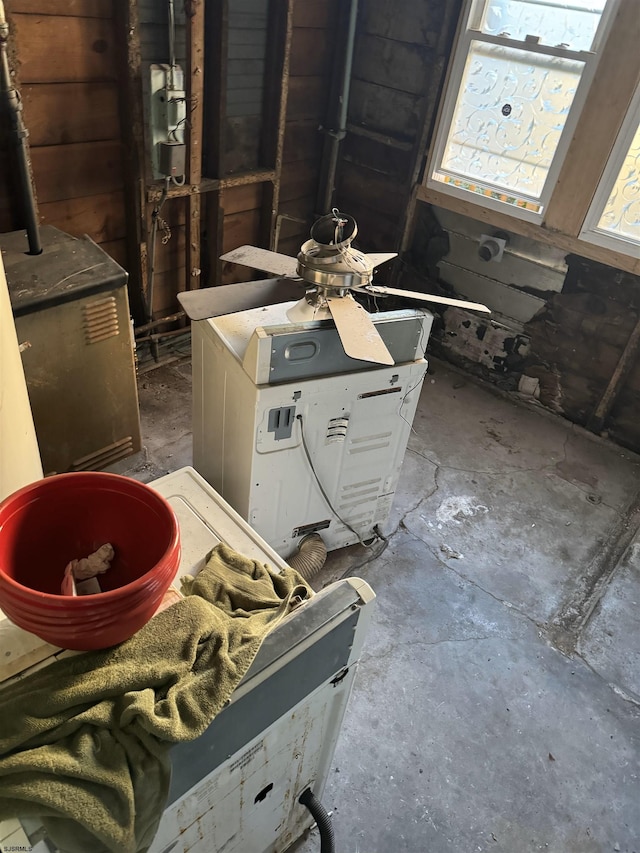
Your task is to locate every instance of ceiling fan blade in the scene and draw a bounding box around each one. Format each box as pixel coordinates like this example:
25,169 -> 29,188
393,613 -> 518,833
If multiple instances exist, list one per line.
366,285 -> 491,314
178,278 -> 303,321
326,295 -> 394,365
220,245 -> 299,278
366,252 -> 398,268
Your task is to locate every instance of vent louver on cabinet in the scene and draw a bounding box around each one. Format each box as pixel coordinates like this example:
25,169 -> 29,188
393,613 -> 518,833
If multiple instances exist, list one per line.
84,296 -> 120,344
72,436 -> 135,471
348,431 -> 392,454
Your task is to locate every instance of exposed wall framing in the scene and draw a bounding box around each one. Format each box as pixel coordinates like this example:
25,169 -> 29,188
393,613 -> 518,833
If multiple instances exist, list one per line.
331,0 -> 462,256
1,1 -> 128,272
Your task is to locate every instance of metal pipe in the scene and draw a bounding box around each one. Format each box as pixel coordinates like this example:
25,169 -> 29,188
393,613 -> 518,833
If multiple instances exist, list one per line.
135,311 -> 185,335
0,1 -> 41,255
336,0 -> 358,141
318,0 -> 359,214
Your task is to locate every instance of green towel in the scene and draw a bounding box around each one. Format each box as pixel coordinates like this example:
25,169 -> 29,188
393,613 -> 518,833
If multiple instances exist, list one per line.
0,543 -> 312,853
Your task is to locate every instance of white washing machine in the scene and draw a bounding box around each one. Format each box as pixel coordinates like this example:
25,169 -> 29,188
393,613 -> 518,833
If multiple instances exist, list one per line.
0,467 -> 375,853
192,302 -> 433,558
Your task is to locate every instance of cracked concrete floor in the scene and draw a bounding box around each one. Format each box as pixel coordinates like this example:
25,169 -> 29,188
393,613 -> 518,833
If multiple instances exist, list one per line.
113,356 -> 640,853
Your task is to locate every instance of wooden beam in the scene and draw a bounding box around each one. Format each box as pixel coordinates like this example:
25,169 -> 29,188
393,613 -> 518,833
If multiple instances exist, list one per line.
147,169 -> 277,203
117,0 -> 150,324
587,315 -> 640,434
202,0 -> 228,178
544,0 -> 640,236
346,123 -> 413,152
10,1 -> 112,17
417,185 -> 640,277
261,0 -> 294,248
185,0 -> 205,291
205,190 -> 224,285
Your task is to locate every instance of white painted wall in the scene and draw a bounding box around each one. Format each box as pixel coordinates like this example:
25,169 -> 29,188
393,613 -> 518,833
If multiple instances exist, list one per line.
0,257 -> 42,500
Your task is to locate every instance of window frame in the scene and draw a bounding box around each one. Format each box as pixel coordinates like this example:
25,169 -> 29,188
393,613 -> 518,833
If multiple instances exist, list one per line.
579,81 -> 640,258
426,0 -> 618,223
418,0 -> 640,274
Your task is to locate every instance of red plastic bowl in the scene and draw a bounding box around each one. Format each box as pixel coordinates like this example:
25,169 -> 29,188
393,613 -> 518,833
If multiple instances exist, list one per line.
0,472 -> 180,650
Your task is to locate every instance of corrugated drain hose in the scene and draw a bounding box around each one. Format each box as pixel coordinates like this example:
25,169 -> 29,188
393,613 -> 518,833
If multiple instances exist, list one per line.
287,533 -> 327,581
299,787 -> 335,853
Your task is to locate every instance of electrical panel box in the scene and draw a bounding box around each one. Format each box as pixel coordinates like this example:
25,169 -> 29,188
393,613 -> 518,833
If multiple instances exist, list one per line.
158,140 -> 186,179
149,63 -> 187,179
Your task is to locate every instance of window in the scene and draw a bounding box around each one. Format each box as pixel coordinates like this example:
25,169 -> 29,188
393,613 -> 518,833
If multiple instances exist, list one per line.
580,82 -> 640,257
427,0 -> 617,222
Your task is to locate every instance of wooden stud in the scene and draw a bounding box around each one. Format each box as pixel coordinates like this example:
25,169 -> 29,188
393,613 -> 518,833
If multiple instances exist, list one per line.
185,0 -> 205,291
394,0 -> 463,280
117,0 -> 150,323
202,0 -> 228,179
260,0 -> 294,249
587,315 -> 640,434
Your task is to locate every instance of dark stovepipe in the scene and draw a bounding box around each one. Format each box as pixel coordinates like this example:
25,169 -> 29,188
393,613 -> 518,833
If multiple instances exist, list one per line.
0,2 -> 41,255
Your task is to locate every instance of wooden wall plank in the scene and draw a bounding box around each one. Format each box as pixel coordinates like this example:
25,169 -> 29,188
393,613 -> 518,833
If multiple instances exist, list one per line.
283,120 -> 323,163
152,226 -> 186,274
278,196 -> 315,220
280,159 -> 319,202
30,140 -> 123,203
10,1 -> 113,17
349,79 -> 424,141
99,237 -> 128,268
338,199 -> 401,251
289,28 -> 333,77
12,14 -> 117,83
359,0 -> 448,47
37,190 -> 127,242
342,132 -> 412,182
286,76 -> 329,121
151,267 -> 187,317
222,183 -> 264,215
339,162 -> 407,218
186,0 -> 205,293
222,208 -> 262,253
21,82 -> 120,147
221,205 -> 263,283
353,34 -> 433,96
277,234 -> 306,256
292,0 -> 339,29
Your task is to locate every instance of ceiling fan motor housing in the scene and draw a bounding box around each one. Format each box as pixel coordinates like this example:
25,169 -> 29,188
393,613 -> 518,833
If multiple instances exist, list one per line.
297,211 -> 373,293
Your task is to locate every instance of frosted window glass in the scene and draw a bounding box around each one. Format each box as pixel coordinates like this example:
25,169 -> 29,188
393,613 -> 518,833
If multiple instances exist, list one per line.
481,0 -> 606,50
597,120 -> 640,243
440,41 -> 584,200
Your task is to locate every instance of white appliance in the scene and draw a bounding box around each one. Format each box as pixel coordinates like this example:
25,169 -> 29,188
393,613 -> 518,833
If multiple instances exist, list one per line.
192,301 -> 433,558
0,467 -> 375,853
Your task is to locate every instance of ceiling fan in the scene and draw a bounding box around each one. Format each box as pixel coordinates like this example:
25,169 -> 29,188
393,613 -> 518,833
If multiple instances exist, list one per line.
178,209 -> 490,366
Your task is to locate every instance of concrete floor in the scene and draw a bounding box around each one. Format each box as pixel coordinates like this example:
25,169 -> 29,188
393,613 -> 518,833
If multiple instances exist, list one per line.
112,356 -> 640,853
